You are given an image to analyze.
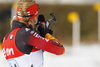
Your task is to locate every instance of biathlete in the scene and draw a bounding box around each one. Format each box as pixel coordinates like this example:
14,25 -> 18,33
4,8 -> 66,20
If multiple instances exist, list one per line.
2,0 -> 65,67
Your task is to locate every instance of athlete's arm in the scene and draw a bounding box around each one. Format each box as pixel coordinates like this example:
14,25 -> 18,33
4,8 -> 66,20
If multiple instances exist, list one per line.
21,27 -> 65,55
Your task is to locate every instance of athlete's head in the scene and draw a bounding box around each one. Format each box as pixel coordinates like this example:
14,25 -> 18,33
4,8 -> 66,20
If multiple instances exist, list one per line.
16,0 -> 39,25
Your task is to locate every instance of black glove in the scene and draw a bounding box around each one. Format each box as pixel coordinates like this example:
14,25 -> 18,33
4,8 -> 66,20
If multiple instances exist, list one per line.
48,28 -> 53,35
37,14 -> 53,37
38,21 -> 53,37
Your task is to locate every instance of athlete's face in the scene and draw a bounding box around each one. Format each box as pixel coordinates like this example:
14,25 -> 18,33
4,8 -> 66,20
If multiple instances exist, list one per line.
30,16 -> 38,25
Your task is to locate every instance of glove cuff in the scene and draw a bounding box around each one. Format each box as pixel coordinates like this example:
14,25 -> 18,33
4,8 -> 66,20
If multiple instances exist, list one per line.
45,33 -> 61,44
45,33 -> 55,40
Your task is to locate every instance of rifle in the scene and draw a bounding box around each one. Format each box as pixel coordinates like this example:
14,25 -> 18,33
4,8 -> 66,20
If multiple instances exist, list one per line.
36,12 -> 58,28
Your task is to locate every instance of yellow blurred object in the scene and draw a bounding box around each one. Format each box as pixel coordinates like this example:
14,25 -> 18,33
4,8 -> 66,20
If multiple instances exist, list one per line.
12,1 -> 18,9
0,42 -> 2,50
93,3 -> 100,12
67,12 -> 79,23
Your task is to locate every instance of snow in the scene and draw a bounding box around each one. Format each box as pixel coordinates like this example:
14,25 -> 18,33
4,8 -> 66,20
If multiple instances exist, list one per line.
0,43 -> 100,67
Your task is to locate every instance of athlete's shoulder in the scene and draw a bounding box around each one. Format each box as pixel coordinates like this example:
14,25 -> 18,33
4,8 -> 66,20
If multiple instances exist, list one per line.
18,27 -> 33,35
17,27 -> 36,42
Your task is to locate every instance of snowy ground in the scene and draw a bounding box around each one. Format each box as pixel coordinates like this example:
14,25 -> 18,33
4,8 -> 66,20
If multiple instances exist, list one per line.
0,43 -> 100,67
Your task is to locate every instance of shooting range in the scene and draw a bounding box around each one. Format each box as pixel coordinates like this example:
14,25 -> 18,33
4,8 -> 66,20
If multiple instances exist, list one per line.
94,3 -> 100,43
67,12 -> 80,54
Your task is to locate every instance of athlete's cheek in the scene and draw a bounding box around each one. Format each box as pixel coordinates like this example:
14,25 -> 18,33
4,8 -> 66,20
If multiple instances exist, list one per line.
34,18 -> 38,24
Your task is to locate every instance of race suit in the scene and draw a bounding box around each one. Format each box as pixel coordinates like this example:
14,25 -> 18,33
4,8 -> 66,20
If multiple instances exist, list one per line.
2,20 -> 64,67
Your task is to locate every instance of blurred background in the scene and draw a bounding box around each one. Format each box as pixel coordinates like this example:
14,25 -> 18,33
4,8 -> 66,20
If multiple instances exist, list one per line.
0,0 -> 100,67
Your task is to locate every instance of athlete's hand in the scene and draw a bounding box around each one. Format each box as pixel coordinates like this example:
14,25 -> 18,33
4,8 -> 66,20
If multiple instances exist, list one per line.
48,28 -> 53,35
38,21 -> 53,37
37,14 -> 53,37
